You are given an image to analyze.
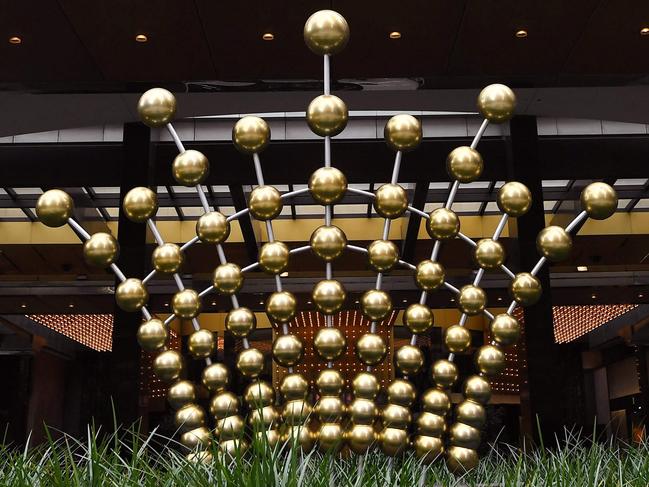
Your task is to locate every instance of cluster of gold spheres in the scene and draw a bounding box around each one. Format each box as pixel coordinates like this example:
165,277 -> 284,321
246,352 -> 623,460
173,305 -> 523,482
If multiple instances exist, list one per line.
32,9 -> 620,473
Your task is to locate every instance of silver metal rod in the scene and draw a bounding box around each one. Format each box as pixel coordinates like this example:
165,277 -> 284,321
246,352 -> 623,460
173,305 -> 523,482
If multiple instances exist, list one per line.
470,119 -> 489,150
190,317 -> 201,332
198,285 -> 214,297
443,282 -> 460,294
391,152 -> 402,184
68,218 -> 91,240
282,323 -> 289,334
164,314 -> 176,326
323,55 -> 330,95
274,274 -> 283,292
381,219 -> 391,240
241,262 -> 260,273
180,236 -> 200,251
226,207 -> 251,222
166,123 -> 186,153
142,269 -> 156,284
325,136 -> 331,167
431,240 -> 441,261
216,245 -> 228,265
493,214 -> 509,241
459,314 -> 468,326
410,335 -> 417,346
230,295 -> 239,308
196,185 -> 211,213
346,187 -> 375,198
407,206 -> 429,219
265,220 -> 275,242
457,232 -> 477,247
507,300 -> 517,315
173,273 -> 185,290
565,210 -> 588,234
445,181 -> 459,209
140,307 -> 152,320
419,291 -> 427,305
253,153 -> 265,186
531,257 -> 547,276
326,262 -> 332,280
147,219 -> 165,246
325,205 -> 332,226
398,259 -> 417,271
473,268 -> 485,286
500,265 -> 516,279
242,337 -> 250,349
110,263 -> 127,282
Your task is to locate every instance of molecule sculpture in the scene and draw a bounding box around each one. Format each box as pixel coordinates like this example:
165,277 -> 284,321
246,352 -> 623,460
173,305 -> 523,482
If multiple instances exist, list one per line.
34,10 -> 619,472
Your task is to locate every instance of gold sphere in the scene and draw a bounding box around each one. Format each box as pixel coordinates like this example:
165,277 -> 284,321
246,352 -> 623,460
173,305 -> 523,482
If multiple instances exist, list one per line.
476,344 -> 505,376
379,427 -> 409,457
244,380 -> 275,409
249,406 -> 279,429
201,363 -> 229,392
303,9 -> 349,55
249,185 -> 282,220
152,243 -> 184,274
367,240 -> 399,273
259,241 -> 289,274
36,189 -> 73,227
317,369 -> 344,395
432,359 -> 459,388
356,333 -> 387,366
316,396 -> 344,422
415,260 -> 445,291
137,319 -> 167,351
196,211 -> 230,244
477,83 -> 516,123
218,439 -> 249,458
404,303 -> 433,334
282,400 -> 312,425
253,429 -> 280,449
414,435 -> 444,465
237,348 -> 265,377
209,391 -> 239,419
314,327 -> 346,361
498,181 -> 532,217
188,329 -> 214,359
353,372 -> 380,400
449,422 -> 481,449
395,345 -> 424,376
123,187 -> 157,223
180,426 -> 211,450
474,238 -> 505,270
172,288 -> 201,319
83,232 -> 119,267
318,423 -> 344,452
536,226 -> 572,262
116,278 -> 148,312
446,146 -> 483,183
312,280 -> 346,314
137,88 -> 176,127
265,291 -> 297,323
373,183 -> 408,219
281,373 -> 309,401
225,307 -> 256,338
446,446 -> 479,473
232,116 -> 270,154
172,150 -> 209,186
282,424 -> 315,452
167,380 -> 196,410
309,166 -> 348,204
458,285 -> 486,316
443,324 -> 471,353
310,225 -> 347,261
349,398 -> 377,425
153,350 -> 183,382
212,263 -> 243,295
581,182 -> 618,220
422,388 -> 451,416
490,313 -> 521,346
387,379 -> 416,407
417,412 -> 446,437
215,415 -> 245,441
175,404 -> 206,432
384,114 -> 422,152
456,400 -> 486,429
307,95 -> 348,137
427,207 -> 460,240
361,289 -> 392,321
347,424 -> 376,454
509,272 -> 542,306
186,450 -> 213,464
272,334 -> 304,367
463,375 -> 492,405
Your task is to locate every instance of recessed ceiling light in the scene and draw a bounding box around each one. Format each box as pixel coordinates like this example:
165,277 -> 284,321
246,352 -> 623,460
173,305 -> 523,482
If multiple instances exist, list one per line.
9,36 -> 21,45
164,303 -> 169,307
577,266 -> 588,272
20,303 -> 27,308
497,297 -> 503,302
262,33 -> 274,41
641,27 -> 649,36
450,297 -> 455,302
639,293 -> 645,298
135,34 -> 148,43
211,301 -> 216,306
68,303 -> 75,308
515,29 -> 528,38
389,31 -> 401,40
307,300 -> 312,304
280,271 -> 289,277
259,300 -> 264,305
591,294 -> 597,299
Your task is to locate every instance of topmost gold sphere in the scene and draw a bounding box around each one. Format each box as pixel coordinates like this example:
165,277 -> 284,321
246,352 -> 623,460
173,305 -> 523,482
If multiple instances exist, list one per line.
137,88 -> 177,127
304,10 -> 349,55
580,182 -> 618,220
36,189 -> 74,227
232,116 -> 270,154
384,114 -> 422,152
477,84 -> 516,123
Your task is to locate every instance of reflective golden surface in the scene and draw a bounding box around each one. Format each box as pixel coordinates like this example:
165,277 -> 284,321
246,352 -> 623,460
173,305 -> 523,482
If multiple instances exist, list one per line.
498,181 -> 532,217
272,334 -> 304,367
212,263 -> 243,295
395,345 -> 424,375
196,211 -> 230,244
314,327 -> 346,360
475,345 -> 505,376
304,9 -> 349,55
175,403 -> 205,432
474,238 -> 505,270
449,422 -> 481,449
188,329 -> 214,358
353,372 -> 380,400
306,94 -> 348,137
116,278 -> 148,312
249,185 -> 282,220
490,313 -> 521,346
387,379 -> 416,407
136,318 -> 167,351
318,423 -> 344,452
122,187 -> 157,223
244,380 -> 275,408
415,260 -> 445,290
137,88 -> 176,127
463,375 -> 492,405
356,333 -> 387,365
152,243 -> 183,274
414,435 -> 443,464
265,291 -> 297,323
312,279 -> 346,314
317,369 -> 344,395
280,373 -> 309,400
83,232 -> 119,267
432,359 -> 459,388
477,83 -> 516,123
236,348 -> 265,377
309,166 -> 347,204
347,424 -> 376,454
172,149 -> 209,186
509,272 -> 542,306
36,189 -> 74,227
373,183 -> 408,219
349,398 -> 377,425
384,114 -> 422,152
422,388 -> 451,415
444,324 -> 471,353
456,400 -> 486,429
167,380 -> 195,410
209,391 -> 239,419
310,225 -> 347,261
446,146 -> 483,183
404,303 -> 433,334
259,241 -> 289,274
458,284 -> 486,316
536,225 -> 572,262
232,116 -> 270,154
379,427 -> 408,457
315,396 -> 344,422
581,182 -> 618,220
360,289 -> 392,321
225,307 -> 256,338
172,288 -> 201,319
427,208 -> 460,239
367,239 -> 399,272
202,363 -> 229,392
153,350 -> 183,382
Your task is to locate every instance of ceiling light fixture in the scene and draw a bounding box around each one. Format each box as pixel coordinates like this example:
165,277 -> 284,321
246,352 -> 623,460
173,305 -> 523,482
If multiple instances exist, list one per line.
641,27 -> 649,36
389,31 -> 401,40
135,34 -> 148,43
68,303 -> 75,308
262,33 -> 274,41
591,294 -> 597,299
280,271 -> 289,277
515,29 -> 528,38
577,265 -> 588,272
9,36 -> 21,45
20,303 -> 27,309
639,293 -> 645,298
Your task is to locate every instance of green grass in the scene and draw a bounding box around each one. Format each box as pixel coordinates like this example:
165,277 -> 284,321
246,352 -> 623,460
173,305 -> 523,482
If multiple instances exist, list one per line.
1,426 -> 649,486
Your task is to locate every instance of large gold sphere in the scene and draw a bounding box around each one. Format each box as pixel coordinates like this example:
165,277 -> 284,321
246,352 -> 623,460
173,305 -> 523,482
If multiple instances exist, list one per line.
196,211 -> 230,244
318,423 -> 344,452
415,260 -> 445,291
254,429 -> 280,450
490,314 -> 521,346
212,263 -> 243,295
272,334 -> 304,367
225,307 -> 256,338
249,185 -> 282,221
137,88 -> 176,127
458,285 -> 486,316
282,424 -> 315,452
167,380 -> 196,410
449,422 -> 481,449
137,319 -> 167,351
307,95 -> 348,137
444,325 -> 471,353
304,9 -> 349,55
282,400 -> 312,425
188,329 -> 214,359
349,398 -> 377,425
361,289 -> 392,321
215,415 -> 245,441
312,279 -> 346,314
432,359 -> 459,388
202,363 -> 229,392
536,226 -> 572,262
237,348 -> 265,377
387,379 -> 416,407
244,380 -> 275,409
209,391 -> 239,419
122,187 -> 157,223
232,116 -> 270,154
446,446 -> 479,473
281,373 -> 309,400
347,424 -> 376,454
175,404 -> 206,432
83,232 -> 119,267
186,450 -> 213,464
309,166 -> 347,204
463,375 -> 492,405
384,114 -> 422,152
180,427 -> 211,450
477,84 -> 516,123
367,240 -> 399,273
422,388 -> 451,416
510,272 -> 542,306
353,372 -> 380,400
316,396 -> 344,422
414,435 -> 444,465
317,369 -> 344,395
265,291 -> 297,323
172,288 -> 201,319
373,183 -> 408,219
36,189 -> 74,228
456,400 -> 486,429
581,182 -> 618,220
395,345 -> 424,376
446,146 -> 483,183
153,350 -> 183,382
474,238 -> 505,270
152,243 -> 184,274
314,327 -> 346,360
116,278 -> 148,312
475,345 -> 505,376
310,225 -> 347,261
249,406 -> 279,429
219,439 -> 249,458
404,303 -> 433,334
427,208 -> 460,240
172,150 -> 209,186
498,181 -> 532,217
259,241 -> 289,275
417,412 -> 446,437
356,333 -> 387,366
379,427 -> 409,457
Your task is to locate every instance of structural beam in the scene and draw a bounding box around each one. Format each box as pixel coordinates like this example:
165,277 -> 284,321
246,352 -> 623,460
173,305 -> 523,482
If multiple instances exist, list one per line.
229,184 -> 258,264
401,180 -> 429,262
